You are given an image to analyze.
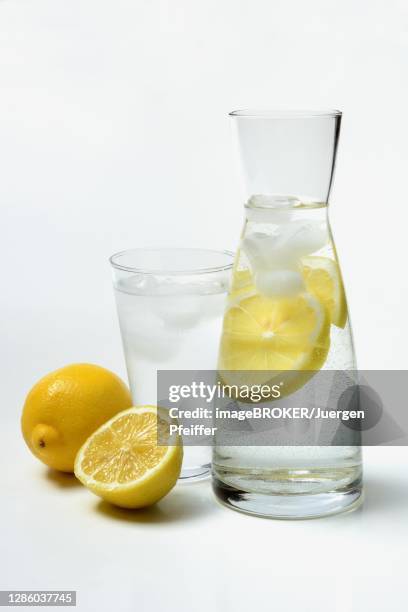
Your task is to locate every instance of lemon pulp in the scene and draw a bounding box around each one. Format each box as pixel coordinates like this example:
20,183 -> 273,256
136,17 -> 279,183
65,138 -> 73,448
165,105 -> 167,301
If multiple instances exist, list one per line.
218,292 -> 330,394
302,256 -> 347,328
75,406 -> 182,508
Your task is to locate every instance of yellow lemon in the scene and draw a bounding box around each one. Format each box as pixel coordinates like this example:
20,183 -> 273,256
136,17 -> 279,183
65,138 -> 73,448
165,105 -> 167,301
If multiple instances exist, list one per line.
21,364 -> 133,472
74,406 -> 183,509
302,256 -> 348,328
218,292 -> 330,397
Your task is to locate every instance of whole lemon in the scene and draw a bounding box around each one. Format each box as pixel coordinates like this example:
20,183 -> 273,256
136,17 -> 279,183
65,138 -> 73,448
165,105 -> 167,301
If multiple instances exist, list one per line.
21,363 -> 132,472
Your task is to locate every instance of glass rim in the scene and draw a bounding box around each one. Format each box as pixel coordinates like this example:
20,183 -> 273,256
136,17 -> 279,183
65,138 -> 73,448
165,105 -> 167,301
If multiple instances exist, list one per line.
229,108 -> 342,119
109,248 -> 235,276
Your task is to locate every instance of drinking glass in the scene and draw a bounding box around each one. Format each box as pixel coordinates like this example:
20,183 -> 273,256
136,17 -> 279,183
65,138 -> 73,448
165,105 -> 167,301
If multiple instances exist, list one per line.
110,248 -> 233,481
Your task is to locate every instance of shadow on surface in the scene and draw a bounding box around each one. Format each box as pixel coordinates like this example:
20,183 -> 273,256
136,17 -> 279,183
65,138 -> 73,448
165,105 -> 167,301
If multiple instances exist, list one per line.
295,476 -> 408,524
45,468 -> 82,488
95,481 -> 217,524
362,476 -> 408,515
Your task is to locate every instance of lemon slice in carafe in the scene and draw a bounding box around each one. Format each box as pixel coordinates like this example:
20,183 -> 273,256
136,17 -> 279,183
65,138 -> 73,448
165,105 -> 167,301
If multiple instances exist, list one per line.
302,256 -> 348,328
218,292 -> 330,396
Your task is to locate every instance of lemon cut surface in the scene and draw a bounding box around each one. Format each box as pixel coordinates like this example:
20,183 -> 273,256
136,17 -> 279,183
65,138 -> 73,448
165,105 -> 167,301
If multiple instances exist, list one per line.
302,256 -> 347,328
75,406 -> 182,508
218,293 -> 330,395
220,293 -> 330,370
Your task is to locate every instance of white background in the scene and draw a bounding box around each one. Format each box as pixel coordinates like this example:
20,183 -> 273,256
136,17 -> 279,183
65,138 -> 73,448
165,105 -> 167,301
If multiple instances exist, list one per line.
1,1 -> 408,610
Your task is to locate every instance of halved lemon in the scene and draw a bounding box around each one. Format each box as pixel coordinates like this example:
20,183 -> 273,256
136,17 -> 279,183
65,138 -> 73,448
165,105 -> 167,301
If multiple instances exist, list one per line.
302,256 -> 347,328
74,406 -> 182,508
218,292 -> 330,397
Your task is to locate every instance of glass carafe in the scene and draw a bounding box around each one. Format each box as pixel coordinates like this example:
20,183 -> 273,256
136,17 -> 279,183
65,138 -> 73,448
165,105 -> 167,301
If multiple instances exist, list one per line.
213,109 -> 363,519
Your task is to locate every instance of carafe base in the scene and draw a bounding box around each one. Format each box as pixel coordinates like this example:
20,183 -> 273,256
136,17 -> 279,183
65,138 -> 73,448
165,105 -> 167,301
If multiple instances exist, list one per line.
213,475 -> 363,519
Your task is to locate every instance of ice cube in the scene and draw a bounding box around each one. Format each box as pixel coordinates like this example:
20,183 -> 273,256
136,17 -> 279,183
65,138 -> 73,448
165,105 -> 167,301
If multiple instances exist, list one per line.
242,220 -> 329,275
155,295 -> 202,330
242,233 -> 280,270
255,270 -> 305,297
247,194 -> 299,208
115,273 -> 159,295
242,233 -> 299,272
123,314 -> 181,362
274,220 -> 329,258
246,194 -> 299,223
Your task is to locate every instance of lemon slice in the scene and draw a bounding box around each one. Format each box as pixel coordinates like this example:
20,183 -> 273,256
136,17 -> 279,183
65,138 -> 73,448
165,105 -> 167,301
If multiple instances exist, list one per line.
228,267 -> 256,304
74,406 -> 182,508
302,256 -> 347,328
218,292 -> 330,396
